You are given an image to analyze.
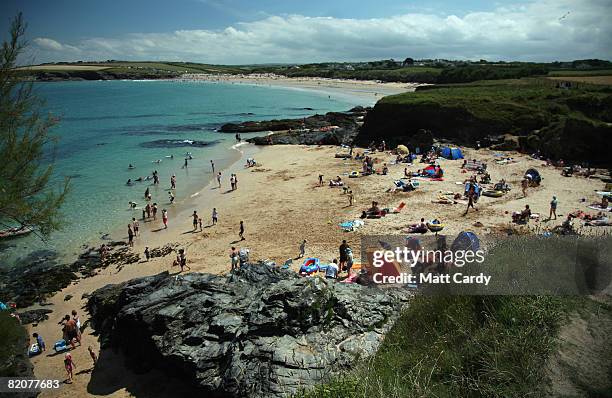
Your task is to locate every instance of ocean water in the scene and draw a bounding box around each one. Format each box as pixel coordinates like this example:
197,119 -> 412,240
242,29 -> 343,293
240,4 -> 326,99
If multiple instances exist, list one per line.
1,80 -> 364,266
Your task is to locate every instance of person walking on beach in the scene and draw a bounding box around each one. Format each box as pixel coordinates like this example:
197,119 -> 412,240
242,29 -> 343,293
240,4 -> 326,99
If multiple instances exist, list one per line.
64,353 -> 76,384
217,172 -> 222,188
549,196 -> 558,220
230,247 -> 239,271
145,203 -> 151,219
230,174 -> 236,191
153,203 -> 158,220
239,220 -> 245,240
318,174 -> 324,187
234,174 -> 239,190
521,178 -> 529,197
183,158 -> 188,169
198,217 -> 203,232
144,246 -> 150,261
348,190 -> 354,206
132,217 -> 139,236
464,186 -> 477,215
212,208 -> 218,225
191,211 -> 199,231
128,224 -> 134,247
211,160 -> 215,173
162,209 -> 168,229
169,191 -> 175,204
171,175 -> 176,190
298,239 -> 307,258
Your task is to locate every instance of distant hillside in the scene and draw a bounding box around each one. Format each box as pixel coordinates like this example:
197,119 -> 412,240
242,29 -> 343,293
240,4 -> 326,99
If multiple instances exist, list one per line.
356,78 -> 612,164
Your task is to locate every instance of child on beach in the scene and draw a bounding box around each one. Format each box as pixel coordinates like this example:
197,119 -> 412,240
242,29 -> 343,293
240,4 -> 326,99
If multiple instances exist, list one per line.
198,217 -> 203,232
162,209 -> 168,229
144,247 -> 150,261
239,221 -> 245,240
32,332 -> 46,352
212,208 -> 218,225
64,353 -> 76,383
170,175 -> 176,190
230,247 -> 239,271
88,346 -> 97,365
217,172 -> 222,188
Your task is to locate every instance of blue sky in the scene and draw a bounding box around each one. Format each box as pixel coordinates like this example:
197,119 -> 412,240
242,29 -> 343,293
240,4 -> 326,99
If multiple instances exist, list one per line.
1,0 -> 610,64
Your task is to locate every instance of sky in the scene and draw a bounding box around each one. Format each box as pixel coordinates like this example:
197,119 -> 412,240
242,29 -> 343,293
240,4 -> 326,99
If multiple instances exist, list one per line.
1,0 -> 611,65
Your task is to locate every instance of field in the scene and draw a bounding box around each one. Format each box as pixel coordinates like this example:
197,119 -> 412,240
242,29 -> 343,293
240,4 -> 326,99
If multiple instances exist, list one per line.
16,64 -> 111,71
548,69 -> 612,77
548,75 -> 612,85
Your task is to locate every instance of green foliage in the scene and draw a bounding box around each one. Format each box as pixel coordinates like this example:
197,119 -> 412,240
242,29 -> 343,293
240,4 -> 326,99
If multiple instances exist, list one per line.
297,296 -> 578,398
0,13 -> 69,236
0,311 -> 27,376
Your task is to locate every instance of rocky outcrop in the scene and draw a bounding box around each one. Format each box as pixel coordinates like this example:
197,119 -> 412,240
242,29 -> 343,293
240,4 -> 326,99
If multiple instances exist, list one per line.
26,70 -> 178,82
88,264 -> 410,397
0,312 -> 36,397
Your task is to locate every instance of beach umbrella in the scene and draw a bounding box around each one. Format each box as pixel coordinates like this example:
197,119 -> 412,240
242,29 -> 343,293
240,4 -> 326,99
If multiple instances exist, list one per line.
396,145 -> 409,154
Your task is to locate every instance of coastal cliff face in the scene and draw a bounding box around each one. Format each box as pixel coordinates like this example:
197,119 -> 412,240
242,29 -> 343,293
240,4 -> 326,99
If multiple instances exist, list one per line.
356,80 -> 612,164
24,70 -> 178,81
87,264 -> 410,397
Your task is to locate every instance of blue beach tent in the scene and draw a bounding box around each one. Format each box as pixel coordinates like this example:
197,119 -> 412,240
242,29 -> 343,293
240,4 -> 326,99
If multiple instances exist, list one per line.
451,231 -> 480,253
440,147 -> 464,160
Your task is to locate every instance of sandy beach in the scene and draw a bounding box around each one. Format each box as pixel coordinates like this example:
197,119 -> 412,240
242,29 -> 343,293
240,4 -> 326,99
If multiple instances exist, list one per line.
176,73 -> 418,103
24,140 -> 612,397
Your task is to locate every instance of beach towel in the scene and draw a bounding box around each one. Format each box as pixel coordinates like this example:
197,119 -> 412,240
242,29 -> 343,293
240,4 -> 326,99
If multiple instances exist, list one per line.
588,205 -> 612,212
340,272 -> 359,284
393,202 -> 406,213
412,177 -> 444,181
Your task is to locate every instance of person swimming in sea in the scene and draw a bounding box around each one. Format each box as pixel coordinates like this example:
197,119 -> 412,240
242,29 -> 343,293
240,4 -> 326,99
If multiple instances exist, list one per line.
126,179 -> 133,186
128,164 -> 135,169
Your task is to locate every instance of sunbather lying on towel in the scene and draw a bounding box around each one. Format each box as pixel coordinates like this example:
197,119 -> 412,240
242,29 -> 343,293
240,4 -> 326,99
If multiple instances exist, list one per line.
584,212 -> 611,226
405,218 -> 428,233
512,205 -> 532,223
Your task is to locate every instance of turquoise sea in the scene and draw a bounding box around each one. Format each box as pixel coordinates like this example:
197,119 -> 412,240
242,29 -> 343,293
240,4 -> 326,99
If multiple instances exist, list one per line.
1,80 -> 364,266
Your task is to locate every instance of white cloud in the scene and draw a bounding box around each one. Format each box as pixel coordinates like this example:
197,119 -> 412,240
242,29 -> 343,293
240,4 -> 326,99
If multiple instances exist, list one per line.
29,0 -> 612,64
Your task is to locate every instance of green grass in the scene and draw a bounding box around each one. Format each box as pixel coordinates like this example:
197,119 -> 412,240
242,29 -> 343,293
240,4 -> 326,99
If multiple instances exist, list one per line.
0,311 -> 28,376
297,295 -> 580,398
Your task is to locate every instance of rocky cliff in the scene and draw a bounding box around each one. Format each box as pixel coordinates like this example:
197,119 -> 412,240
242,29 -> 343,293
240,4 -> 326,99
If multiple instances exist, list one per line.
87,264 -> 410,397
356,80 -> 612,164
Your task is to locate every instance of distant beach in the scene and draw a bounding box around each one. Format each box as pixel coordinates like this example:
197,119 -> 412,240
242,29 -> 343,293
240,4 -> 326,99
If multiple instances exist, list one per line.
175,73 -> 420,103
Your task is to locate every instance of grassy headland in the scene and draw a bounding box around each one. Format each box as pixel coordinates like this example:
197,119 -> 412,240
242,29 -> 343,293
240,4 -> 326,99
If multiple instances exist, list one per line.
297,295 -> 612,398
357,78 -> 612,164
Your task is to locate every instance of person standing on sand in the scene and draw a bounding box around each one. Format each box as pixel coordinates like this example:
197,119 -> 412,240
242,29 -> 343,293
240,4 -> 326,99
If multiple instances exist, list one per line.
183,158 -> 188,169
464,186 -> 477,215
348,190 -> 354,206
234,174 -> 238,190
64,353 -> 76,384
549,196 -> 558,220
171,174 -> 176,190
128,224 -> 134,247
198,217 -> 203,232
298,239 -> 307,258
162,209 -> 168,229
212,208 -> 218,225
521,178 -> 529,197
318,174 -> 324,186
132,217 -> 139,236
211,160 -> 215,173
145,203 -> 151,219
144,246 -> 150,261
191,211 -> 199,231
63,314 -> 79,349
239,221 -> 245,240
230,174 -> 236,191
230,247 -> 239,271
169,191 -> 175,204
339,240 -> 349,272
177,249 -> 189,272
153,203 -> 158,220
88,346 -> 97,365
217,172 -> 222,188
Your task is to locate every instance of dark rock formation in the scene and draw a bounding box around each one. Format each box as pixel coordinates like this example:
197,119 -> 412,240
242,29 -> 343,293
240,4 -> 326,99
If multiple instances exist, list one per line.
27,70 -> 178,82
88,264 -> 410,397
0,312 -> 36,397
16,309 -> 53,325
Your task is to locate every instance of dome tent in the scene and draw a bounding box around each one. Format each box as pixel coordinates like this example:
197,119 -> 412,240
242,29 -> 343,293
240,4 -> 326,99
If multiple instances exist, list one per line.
440,147 -> 464,160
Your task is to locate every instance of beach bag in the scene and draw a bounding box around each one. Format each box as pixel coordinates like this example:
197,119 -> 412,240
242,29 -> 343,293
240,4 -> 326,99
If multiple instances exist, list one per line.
28,343 -> 41,357
54,339 -> 68,353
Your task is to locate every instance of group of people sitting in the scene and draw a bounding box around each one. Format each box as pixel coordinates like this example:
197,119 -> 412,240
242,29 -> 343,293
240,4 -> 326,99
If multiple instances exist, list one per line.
245,158 -> 257,168
512,204 -> 532,223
